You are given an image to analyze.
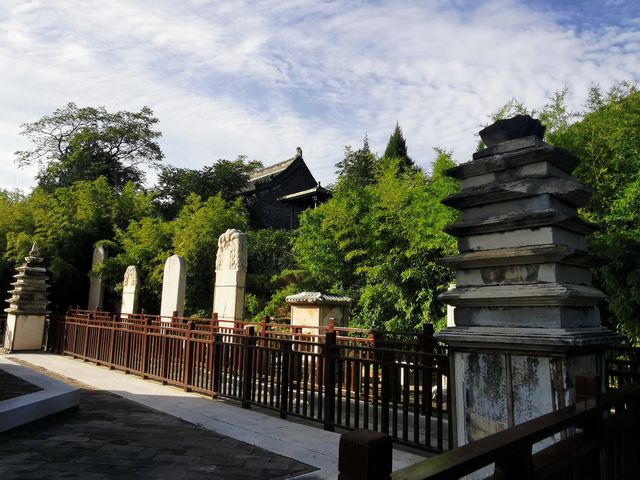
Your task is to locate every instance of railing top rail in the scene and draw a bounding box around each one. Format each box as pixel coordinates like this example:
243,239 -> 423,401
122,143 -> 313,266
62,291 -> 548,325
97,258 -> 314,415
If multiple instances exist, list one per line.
392,382 -> 640,480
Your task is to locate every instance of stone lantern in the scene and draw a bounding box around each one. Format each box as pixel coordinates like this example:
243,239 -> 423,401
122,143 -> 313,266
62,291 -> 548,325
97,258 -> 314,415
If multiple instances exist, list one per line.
286,292 -> 351,334
4,243 -> 50,351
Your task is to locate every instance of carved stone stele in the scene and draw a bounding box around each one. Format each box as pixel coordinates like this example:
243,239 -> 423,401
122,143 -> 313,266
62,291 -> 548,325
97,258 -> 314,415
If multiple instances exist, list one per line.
213,229 -> 247,326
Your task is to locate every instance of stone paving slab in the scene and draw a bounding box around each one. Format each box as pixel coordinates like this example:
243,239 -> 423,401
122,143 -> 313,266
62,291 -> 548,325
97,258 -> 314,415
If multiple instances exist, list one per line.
0,359 -> 316,480
4,353 -> 429,479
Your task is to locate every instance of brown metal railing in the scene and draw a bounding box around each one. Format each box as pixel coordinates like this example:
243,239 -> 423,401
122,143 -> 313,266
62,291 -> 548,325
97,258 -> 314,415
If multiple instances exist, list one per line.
387,380 -> 640,480
605,344 -> 640,390
0,315 -> 6,348
48,308 -> 452,452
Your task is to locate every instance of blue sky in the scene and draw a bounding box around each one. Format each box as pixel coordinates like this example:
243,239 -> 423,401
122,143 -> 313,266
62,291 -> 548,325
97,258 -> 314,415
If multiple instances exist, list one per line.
1,0 -> 639,191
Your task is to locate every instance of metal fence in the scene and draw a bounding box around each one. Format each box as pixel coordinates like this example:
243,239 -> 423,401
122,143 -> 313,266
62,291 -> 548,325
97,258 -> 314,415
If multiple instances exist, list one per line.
47,309 -> 452,452
0,315 -> 6,348
605,344 -> 640,390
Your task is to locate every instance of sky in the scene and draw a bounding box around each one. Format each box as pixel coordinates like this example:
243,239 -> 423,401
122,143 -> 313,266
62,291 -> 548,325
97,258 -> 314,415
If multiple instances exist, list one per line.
1,0 -> 639,191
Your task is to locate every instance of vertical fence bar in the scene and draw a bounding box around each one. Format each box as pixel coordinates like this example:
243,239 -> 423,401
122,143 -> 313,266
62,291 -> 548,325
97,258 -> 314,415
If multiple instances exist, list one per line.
280,340 -> 291,419
183,320 -> 195,391
323,331 -> 337,431
141,317 -> 151,378
242,326 -> 255,408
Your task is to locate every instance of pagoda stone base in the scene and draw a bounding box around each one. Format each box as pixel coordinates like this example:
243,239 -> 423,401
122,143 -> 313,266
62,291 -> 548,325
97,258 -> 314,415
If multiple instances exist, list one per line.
3,313 -> 46,351
439,326 -> 622,447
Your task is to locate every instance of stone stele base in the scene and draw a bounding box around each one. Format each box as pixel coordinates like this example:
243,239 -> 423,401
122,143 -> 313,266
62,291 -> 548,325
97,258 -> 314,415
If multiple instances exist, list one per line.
213,270 -> 246,329
3,313 -> 46,351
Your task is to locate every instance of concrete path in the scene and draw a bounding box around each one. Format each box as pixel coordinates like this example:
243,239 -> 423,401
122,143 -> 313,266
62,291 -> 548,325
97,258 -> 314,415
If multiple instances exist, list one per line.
3,353 -> 428,479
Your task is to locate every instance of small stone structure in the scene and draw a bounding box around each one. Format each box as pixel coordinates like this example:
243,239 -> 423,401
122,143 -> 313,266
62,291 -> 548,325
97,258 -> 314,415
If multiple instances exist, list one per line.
437,115 -> 623,448
3,243 -> 50,351
286,292 -> 351,334
87,244 -> 107,311
160,255 -> 186,320
120,265 -> 140,316
213,229 -> 247,329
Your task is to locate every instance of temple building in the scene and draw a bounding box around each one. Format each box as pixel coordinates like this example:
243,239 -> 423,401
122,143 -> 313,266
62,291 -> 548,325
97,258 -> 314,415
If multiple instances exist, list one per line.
243,148 -> 331,229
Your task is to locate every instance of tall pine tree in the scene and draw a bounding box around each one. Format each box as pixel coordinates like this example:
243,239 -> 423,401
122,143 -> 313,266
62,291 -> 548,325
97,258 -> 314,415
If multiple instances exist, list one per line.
382,123 -> 414,171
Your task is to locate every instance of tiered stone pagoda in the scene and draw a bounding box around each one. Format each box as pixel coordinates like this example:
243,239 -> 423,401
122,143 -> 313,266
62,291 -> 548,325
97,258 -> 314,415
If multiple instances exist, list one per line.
3,242 -> 50,351
437,115 -> 623,446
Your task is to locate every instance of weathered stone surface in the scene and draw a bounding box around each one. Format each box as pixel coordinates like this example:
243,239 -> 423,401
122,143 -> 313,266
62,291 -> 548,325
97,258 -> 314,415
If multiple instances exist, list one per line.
460,158 -> 573,189
479,114 -> 546,147
87,245 -> 107,311
457,226 -> 587,252
120,265 -> 140,316
446,209 -> 598,238
440,283 -> 605,307
443,177 -> 591,210
287,291 -> 351,333
436,114 -> 624,449
455,263 -> 592,287
437,245 -> 607,270
448,145 -> 579,180
451,305 -> 601,328
160,255 -> 186,319
213,229 -> 247,325
4,243 -> 50,351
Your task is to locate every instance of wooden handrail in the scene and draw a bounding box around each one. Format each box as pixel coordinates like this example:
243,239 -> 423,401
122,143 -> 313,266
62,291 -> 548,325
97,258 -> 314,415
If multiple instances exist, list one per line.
391,382 -> 640,480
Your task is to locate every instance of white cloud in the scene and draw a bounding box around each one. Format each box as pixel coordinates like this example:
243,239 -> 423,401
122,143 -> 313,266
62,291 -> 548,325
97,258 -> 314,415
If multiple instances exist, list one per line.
0,0 -> 638,190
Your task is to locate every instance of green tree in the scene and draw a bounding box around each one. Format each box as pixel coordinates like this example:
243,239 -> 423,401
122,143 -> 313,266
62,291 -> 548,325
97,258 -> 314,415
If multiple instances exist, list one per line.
173,194 -> 248,314
293,148 -> 458,331
155,156 -> 262,218
0,178 -> 158,311
487,82 -> 640,341
334,136 -> 378,187
381,123 -> 414,171
15,103 -> 163,192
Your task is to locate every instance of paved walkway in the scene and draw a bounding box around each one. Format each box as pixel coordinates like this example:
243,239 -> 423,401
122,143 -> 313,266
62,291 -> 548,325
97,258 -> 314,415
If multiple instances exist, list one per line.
1,353 -> 428,479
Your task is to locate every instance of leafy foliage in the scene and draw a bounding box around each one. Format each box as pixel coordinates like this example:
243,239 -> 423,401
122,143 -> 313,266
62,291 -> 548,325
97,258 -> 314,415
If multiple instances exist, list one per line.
335,136 -> 378,187
382,123 -> 414,171
294,147 -> 458,331
488,82 -> 640,342
15,103 -> 163,192
0,179 -> 156,311
155,156 -> 262,218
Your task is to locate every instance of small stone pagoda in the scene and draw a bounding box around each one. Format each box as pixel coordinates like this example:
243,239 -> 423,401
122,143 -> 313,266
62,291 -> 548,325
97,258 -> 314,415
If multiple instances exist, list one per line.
4,243 -> 50,351
437,115 -> 623,446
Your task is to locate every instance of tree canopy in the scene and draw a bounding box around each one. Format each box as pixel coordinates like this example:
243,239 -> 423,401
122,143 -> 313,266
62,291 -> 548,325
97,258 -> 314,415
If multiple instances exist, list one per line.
487,82 -> 640,342
293,147 -> 458,331
15,103 -> 163,192
155,156 -> 262,218
382,123 -> 414,171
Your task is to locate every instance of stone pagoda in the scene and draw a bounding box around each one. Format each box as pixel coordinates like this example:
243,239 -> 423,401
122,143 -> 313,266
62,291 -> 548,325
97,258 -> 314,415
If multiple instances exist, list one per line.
436,115 -> 623,447
4,242 -> 50,351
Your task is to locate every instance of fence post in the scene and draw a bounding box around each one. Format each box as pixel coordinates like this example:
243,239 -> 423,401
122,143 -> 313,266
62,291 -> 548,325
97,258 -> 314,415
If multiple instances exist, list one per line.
280,339 -> 292,419
141,317 -> 152,378
374,331 -> 391,435
107,315 -> 117,369
123,317 -> 132,373
211,326 -> 224,396
242,325 -> 255,408
324,331 -> 337,431
208,313 -> 217,397
183,320 -> 195,391
261,315 -> 269,337
338,430 -> 392,480
421,323 -> 434,421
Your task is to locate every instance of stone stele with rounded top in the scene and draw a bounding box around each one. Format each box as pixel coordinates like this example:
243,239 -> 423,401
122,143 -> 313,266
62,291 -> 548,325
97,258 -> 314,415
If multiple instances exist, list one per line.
3,242 -> 50,351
